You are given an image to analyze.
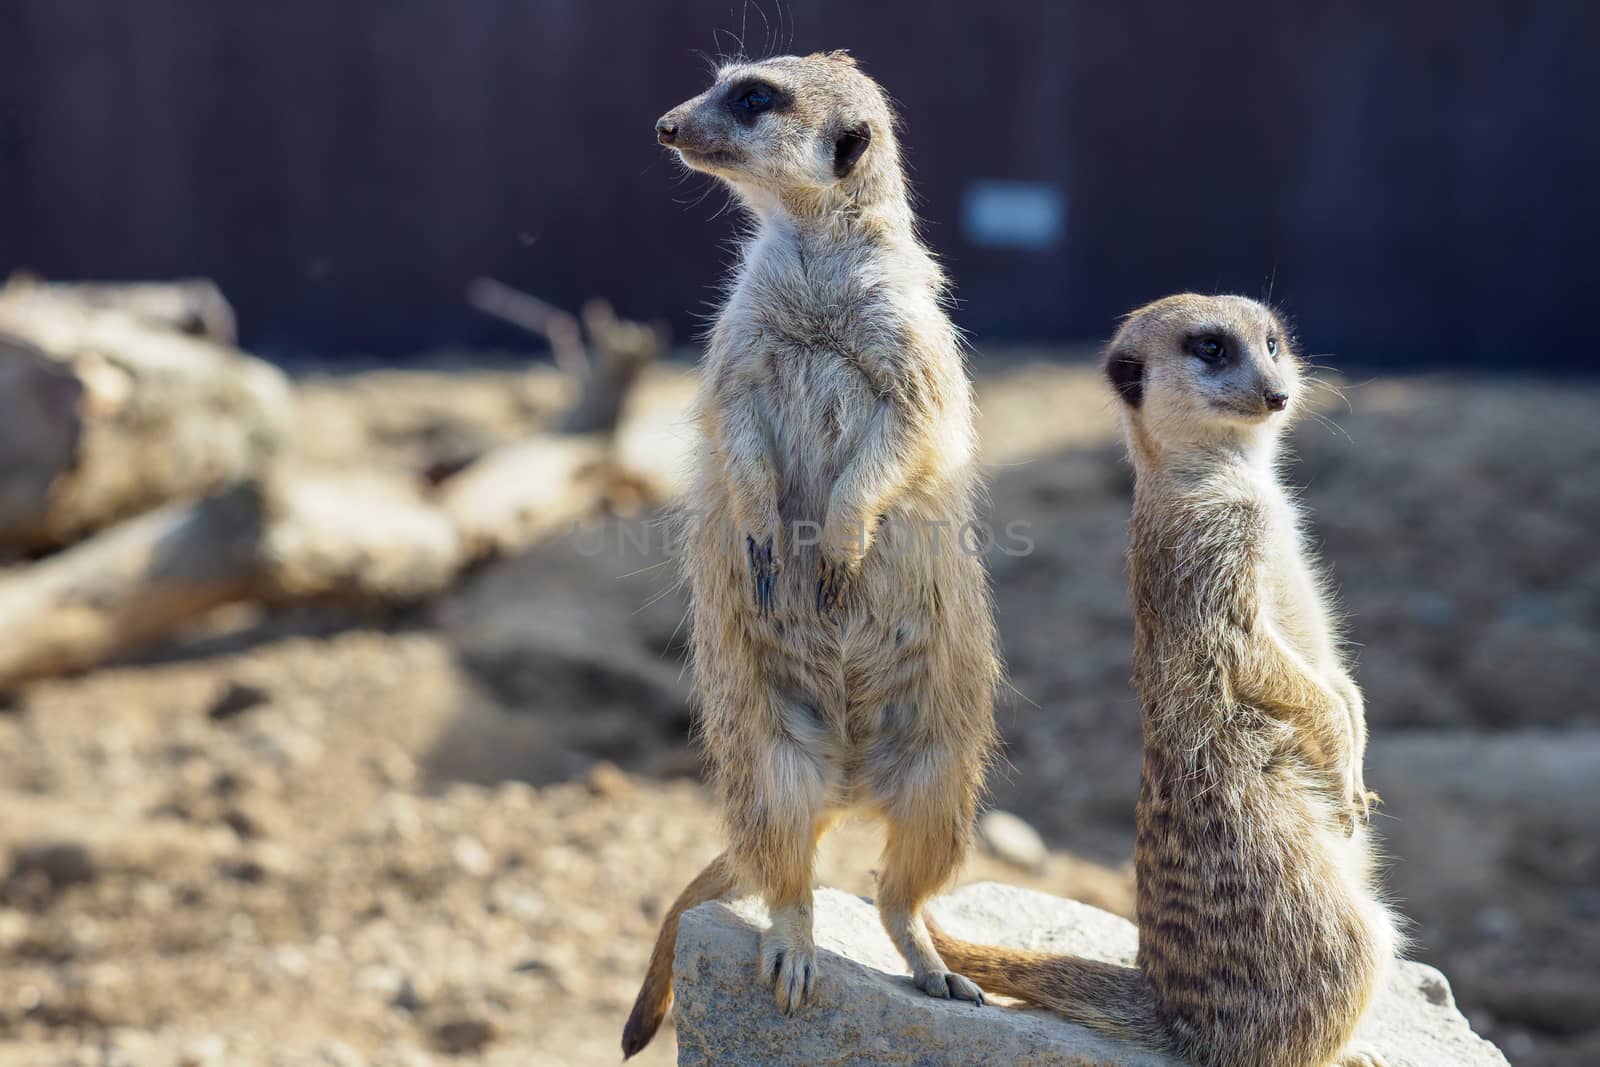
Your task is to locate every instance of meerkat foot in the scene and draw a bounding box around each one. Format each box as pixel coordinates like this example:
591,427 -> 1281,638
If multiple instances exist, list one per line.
913,969 -> 986,1005
1337,1049 -> 1389,1067
746,535 -> 777,616
761,934 -> 817,1015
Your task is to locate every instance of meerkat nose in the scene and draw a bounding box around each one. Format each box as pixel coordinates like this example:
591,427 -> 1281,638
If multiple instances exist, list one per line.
655,119 -> 679,145
1263,388 -> 1290,412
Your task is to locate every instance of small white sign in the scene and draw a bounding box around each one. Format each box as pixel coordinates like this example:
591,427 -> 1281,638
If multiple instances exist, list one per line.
961,180 -> 1066,251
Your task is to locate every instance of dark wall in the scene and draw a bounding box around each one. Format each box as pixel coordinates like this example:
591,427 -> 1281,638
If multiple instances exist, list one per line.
1,1 -> 1596,366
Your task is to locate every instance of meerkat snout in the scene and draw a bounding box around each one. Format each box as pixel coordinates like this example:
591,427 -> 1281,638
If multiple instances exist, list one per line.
655,118 -> 678,145
1256,364 -> 1292,414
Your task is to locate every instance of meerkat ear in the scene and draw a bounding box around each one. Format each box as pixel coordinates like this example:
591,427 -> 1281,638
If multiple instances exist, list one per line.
1106,349 -> 1145,408
833,122 -> 872,178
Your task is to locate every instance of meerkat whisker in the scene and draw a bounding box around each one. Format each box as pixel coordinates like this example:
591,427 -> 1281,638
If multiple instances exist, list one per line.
612,559 -> 674,582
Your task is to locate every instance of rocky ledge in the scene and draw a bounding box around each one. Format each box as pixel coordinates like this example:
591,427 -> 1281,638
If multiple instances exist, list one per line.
672,883 -> 1508,1067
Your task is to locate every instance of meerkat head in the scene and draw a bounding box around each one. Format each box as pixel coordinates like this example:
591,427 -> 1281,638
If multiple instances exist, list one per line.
1104,294 -> 1301,450
654,51 -> 901,218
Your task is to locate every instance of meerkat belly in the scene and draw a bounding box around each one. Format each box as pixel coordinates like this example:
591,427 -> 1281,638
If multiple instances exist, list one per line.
755,667 -> 932,812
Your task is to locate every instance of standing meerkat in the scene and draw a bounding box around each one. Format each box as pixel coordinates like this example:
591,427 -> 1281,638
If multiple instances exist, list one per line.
929,294 -> 1398,1067
622,51 -> 999,1057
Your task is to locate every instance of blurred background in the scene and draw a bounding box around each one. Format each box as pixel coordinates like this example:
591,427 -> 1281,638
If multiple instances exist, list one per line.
1,2 -> 1597,1066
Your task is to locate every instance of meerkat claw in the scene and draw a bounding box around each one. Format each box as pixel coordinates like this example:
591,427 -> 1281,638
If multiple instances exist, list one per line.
766,945 -> 817,1015
746,535 -> 759,605
816,558 -> 849,616
1356,788 -> 1380,831
944,972 -> 986,1005
747,535 -> 776,616
1342,782 -> 1379,835
912,970 -> 984,1004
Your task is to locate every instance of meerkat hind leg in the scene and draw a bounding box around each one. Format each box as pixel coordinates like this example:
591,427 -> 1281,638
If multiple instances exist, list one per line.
738,804 -> 829,1015
876,794 -> 985,1005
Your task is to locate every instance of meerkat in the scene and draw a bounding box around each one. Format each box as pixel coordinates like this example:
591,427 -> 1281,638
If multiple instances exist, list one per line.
621,52 -> 1000,1057
928,294 -> 1399,1067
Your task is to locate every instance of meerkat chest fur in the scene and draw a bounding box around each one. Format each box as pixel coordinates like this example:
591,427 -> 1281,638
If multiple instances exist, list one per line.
709,220 -> 963,525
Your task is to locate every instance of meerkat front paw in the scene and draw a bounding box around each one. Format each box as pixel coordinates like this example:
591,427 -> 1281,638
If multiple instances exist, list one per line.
913,969 -> 986,1005
746,534 -> 778,616
1360,787 -> 1382,822
761,933 -> 817,1015
1337,1048 -> 1390,1067
1338,768 -> 1379,836
816,555 -> 853,616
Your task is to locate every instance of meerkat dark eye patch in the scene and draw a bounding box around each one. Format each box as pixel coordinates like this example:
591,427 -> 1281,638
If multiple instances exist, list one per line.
1186,334 -> 1226,364
1185,331 -> 1245,366
1106,349 -> 1145,408
833,122 -> 871,178
725,80 -> 790,125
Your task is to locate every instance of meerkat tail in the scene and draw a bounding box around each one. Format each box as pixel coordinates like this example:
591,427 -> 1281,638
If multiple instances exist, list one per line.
925,912 -> 1166,1048
622,852 -> 738,1058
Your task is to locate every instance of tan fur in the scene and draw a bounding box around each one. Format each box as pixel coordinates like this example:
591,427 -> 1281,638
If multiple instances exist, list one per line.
624,52 -> 1000,1056
931,295 -> 1399,1067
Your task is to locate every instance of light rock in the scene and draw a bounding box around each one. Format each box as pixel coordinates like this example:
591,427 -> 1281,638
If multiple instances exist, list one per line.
976,809 -> 1048,872
673,883 -> 1507,1067
318,1040 -> 366,1067
450,835 -> 493,878
178,1034 -> 228,1067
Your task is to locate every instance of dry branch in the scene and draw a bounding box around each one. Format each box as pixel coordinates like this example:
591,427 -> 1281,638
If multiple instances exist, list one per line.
260,472 -> 462,604
0,295 -> 292,554
0,281 -> 678,687
466,277 -> 588,376
3,275 -> 239,343
450,281 -> 673,560
466,278 -> 668,437
0,488 -> 263,686
0,473 -> 463,690
437,435 -> 611,560
561,299 -> 667,435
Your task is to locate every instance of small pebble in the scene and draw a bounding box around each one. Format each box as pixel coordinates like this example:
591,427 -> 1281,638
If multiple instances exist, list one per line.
319,1039 -> 366,1067
429,1017 -> 496,1055
179,1034 -> 227,1067
207,681 -> 271,722
451,836 -> 493,878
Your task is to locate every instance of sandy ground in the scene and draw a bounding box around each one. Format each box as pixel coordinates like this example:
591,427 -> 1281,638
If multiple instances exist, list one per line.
1,354 -> 1597,1066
